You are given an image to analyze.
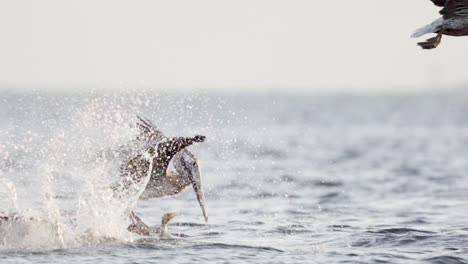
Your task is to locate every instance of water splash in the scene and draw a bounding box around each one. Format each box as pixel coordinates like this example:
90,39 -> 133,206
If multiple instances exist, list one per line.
0,92 -> 228,251
0,94 -> 152,249
0,178 -> 19,214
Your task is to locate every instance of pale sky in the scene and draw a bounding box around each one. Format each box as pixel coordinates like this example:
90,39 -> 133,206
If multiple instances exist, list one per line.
1,0 -> 468,94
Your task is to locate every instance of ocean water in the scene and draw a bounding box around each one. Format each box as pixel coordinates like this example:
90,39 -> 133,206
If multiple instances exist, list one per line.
0,92 -> 468,263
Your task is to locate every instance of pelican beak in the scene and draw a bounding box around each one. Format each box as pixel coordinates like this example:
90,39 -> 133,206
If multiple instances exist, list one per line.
189,164 -> 208,222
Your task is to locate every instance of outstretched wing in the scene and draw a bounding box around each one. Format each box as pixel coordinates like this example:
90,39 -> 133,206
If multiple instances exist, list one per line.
440,0 -> 468,18
136,115 -> 165,141
431,0 -> 447,7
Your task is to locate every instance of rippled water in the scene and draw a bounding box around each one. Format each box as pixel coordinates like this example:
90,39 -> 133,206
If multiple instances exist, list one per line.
0,92 -> 468,263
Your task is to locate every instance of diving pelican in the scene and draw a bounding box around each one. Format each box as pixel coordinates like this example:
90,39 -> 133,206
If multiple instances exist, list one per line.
121,116 -> 207,235
412,0 -> 468,49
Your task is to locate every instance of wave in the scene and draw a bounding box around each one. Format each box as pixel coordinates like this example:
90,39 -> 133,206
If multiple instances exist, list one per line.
191,242 -> 284,252
425,256 -> 468,264
367,228 -> 434,235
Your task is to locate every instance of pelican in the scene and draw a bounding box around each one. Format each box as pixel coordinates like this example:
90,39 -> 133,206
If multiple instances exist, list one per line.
120,116 -> 207,235
412,0 -> 468,49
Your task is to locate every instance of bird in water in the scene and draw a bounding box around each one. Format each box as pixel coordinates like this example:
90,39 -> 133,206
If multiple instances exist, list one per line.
128,212 -> 177,239
120,116 -> 207,235
157,213 -> 177,239
412,0 -> 468,49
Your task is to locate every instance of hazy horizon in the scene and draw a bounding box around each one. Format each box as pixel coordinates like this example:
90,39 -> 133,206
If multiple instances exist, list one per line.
1,0 -> 468,94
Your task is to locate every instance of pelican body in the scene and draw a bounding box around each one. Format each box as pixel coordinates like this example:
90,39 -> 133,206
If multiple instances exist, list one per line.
412,0 -> 468,49
121,117 -> 207,235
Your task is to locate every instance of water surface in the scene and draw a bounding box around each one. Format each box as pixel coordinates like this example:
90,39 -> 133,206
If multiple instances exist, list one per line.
0,93 -> 467,263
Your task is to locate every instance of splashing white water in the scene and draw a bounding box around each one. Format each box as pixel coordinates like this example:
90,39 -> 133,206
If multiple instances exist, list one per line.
0,178 -> 19,214
0,92 -> 225,250
0,94 -> 151,249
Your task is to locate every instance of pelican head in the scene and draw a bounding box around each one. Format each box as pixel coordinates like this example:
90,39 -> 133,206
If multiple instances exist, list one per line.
173,150 -> 208,222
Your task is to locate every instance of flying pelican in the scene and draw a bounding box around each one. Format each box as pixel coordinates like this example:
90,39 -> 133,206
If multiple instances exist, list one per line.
121,116 -> 207,235
412,0 -> 468,49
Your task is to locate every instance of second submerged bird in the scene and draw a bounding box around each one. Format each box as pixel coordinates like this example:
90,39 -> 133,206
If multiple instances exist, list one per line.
158,213 -> 177,239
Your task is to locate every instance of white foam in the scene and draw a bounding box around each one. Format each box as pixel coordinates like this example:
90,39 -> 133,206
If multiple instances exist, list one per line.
0,95 -> 151,250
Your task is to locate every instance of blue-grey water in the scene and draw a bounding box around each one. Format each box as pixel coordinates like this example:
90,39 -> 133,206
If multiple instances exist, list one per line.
0,92 -> 468,263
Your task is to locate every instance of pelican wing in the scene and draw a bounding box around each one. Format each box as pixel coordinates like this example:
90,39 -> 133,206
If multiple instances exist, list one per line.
431,0 -> 447,7
440,0 -> 468,18
136,115 -> 165,141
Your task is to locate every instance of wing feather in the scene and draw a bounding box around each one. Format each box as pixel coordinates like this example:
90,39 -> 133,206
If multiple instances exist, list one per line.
136,115 -> 165,141
440,0 -> 468,18
431,0 -> 447,7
